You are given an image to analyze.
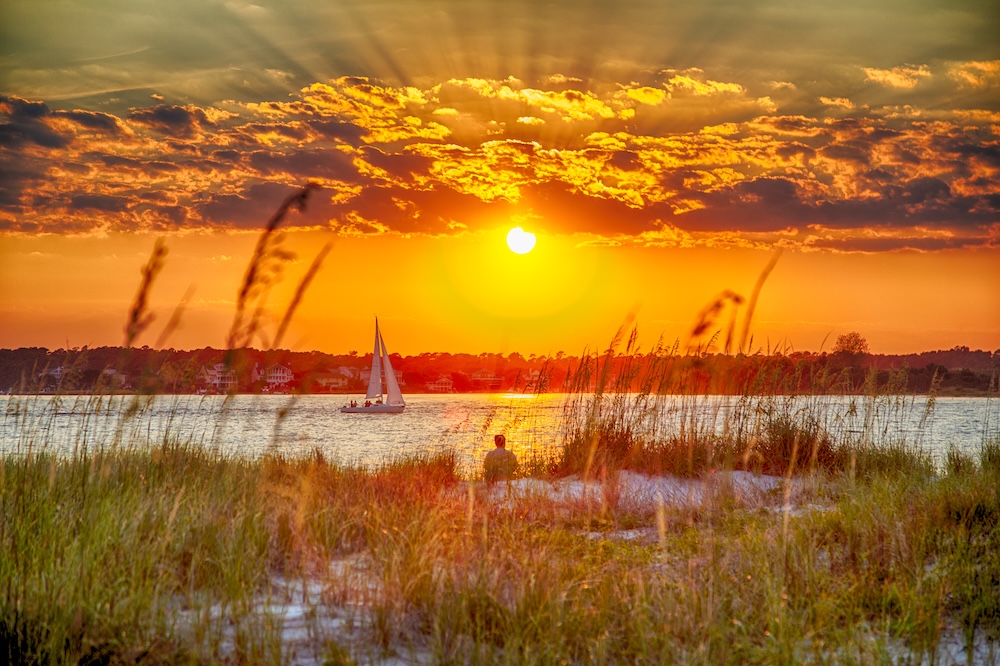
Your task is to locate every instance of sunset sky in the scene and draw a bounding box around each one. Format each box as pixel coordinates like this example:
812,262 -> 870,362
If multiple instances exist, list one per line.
1,0 -> 998,356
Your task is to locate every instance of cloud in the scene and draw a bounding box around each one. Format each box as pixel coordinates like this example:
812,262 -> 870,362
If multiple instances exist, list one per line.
819,97 -> 855,110
128,104 -> 219,139
0,96 -> 72,149
622,86 -> 667,105
863,65 -> 931,89
667,74 -> 744,97
69,194 -> 131,213
1,67 -> 998,251
198,181 -> 321,229
948,60 -> 1000,89
445,78 -> 617,122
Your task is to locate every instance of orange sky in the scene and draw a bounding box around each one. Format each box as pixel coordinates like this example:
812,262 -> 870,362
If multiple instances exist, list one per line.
2,230 -> 998,355
1,0 -> 998,355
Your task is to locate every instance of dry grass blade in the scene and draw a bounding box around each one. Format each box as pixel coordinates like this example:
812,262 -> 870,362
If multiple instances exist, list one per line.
273,242 -> 333,350
154,285 -> 194,349
124,239 -> 167,348
226,183 -> 321,350
688,290 -> 741,354
739,249 -> 781,354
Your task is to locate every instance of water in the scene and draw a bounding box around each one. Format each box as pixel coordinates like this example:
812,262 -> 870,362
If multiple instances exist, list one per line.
0,393 -> 567,473
2,393 -> 997,473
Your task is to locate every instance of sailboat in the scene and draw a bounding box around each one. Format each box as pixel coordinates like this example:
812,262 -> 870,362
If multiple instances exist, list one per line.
340,317 -> 406,413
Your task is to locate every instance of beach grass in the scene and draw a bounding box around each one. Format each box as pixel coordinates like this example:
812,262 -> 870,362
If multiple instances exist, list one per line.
2,421 -> 998,664
555,334 -> 948,483
1,336 -> 997,663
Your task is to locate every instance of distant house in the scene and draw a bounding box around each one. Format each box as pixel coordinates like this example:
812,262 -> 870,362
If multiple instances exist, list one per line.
426,376 -> 454,393
202,363 -> 238,392
102,368 -> 130,389
361,368 -> 405,386
36,365 -> 65,391
253,363 -> 293,387
314,372 -> 349,391
470,368 -> 502,389
39,366 -> 63,381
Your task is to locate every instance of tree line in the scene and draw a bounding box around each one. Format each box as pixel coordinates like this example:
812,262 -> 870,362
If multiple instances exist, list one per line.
1,342 -> 996,396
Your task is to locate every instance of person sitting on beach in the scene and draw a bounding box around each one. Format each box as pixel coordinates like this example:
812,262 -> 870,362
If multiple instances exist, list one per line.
484,434 -> 518,483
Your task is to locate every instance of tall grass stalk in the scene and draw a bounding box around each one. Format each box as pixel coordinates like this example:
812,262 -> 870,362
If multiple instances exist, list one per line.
555,323 -> 949,481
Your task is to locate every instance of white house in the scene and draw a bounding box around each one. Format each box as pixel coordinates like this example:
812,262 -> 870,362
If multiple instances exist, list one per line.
470,368 -> 502,389
202,363 -> 238,392
39,366 -> 63,381
523,369 -> 545,392
426,376 -> 454,393
253,363 -> 293,387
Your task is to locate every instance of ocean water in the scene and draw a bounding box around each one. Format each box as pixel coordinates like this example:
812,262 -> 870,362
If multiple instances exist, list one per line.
2,393 -> 997,474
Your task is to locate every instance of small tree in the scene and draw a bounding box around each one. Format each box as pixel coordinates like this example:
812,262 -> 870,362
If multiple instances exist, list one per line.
833,331 -> 870,355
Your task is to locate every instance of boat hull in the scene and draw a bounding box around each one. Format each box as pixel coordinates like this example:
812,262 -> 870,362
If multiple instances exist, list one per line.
340,404 -> 405,414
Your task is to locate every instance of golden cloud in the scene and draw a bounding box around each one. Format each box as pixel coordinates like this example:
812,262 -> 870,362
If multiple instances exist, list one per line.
622,86 -> 667,105
948,60 -> 1000,88
862,65 -> 931,88
547,74 -> 583,85
747,116 -> 826,138
819,97 -> 855,110
682,168 -> 746,192
334,211 -> 392,236
4,66 -> 998,251
446,77 -> 616,121
500,87 -> 615,121
756,97 -> 778,113
584,132 -> 628,151
638,223 -> 696,248
667,75 -> 744,97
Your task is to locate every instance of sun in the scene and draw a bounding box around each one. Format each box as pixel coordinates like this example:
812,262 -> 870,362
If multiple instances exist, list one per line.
506,227 -> 536,254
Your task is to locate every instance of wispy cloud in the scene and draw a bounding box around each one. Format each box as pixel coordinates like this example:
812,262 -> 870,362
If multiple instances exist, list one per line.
948,60 -> 1000,89
818,96 -> 855,110
863,65 -> 932,88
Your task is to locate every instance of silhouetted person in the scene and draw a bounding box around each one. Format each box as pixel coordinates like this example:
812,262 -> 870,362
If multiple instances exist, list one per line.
484,434 -> 518,483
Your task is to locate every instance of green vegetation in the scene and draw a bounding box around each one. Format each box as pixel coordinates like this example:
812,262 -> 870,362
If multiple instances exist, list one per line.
1,343 -> 996,396
2,399 -> 998,664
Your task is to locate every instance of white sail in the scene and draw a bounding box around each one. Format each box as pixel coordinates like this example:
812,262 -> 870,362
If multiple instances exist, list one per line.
365,318 -> 383,400
380,329 -> 405,407
341,317 -> 406,413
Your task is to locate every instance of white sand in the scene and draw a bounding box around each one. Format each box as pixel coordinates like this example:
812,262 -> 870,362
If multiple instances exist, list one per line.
501,469 -> 788,511
200,472 -> 997,665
